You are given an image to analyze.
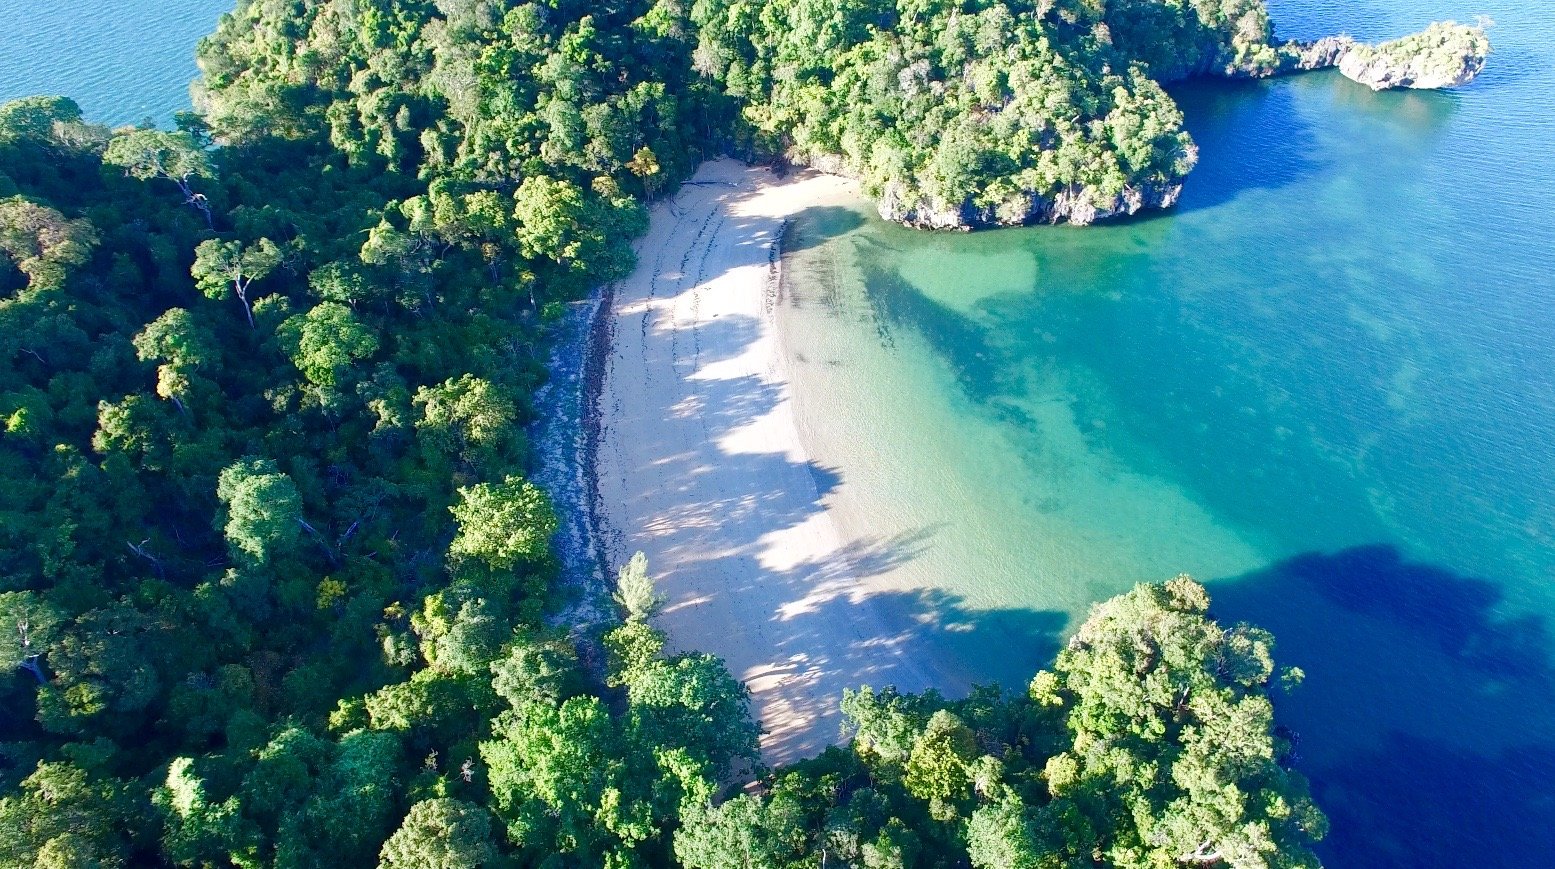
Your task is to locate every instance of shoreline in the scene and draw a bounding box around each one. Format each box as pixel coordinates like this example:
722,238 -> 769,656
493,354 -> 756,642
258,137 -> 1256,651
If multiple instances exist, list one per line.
588,159 -> 960,763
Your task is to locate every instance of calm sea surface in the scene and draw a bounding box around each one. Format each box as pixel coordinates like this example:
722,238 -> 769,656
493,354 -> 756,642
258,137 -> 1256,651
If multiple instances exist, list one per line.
4,0 -> 1552,865
0,0 -> 231,125
781,1 -> 1555,866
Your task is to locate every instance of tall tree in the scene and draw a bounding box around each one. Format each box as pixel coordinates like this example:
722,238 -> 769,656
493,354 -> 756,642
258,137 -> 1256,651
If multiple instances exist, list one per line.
103,129 -> 216,227
215,458 -> 302,564
191,237 -> 280,329
0,590 -> 62,683
0,196 -> 97,292
447,477 -> 557,571
379,798 -> 499,869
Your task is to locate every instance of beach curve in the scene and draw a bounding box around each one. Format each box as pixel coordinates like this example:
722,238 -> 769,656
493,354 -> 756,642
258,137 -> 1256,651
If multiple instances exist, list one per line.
593,159 -> 959,763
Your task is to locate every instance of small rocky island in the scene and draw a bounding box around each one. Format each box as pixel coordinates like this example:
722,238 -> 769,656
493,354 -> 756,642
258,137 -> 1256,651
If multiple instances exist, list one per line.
1285,21 -> 1493,91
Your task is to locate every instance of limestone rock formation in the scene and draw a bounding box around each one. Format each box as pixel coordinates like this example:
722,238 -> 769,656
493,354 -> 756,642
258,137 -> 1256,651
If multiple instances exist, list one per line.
876,181 -> 1185,230
1278,22 -> 1490,91
1278,36 -> 1357,73
1337,22 -> 1492,90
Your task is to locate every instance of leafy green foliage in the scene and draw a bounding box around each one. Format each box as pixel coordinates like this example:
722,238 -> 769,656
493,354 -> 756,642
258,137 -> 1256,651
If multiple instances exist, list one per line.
448,477 -> 557,571
615,550 -> 665,621
379,798 -> 499,869
0,196 -> 97,291
278,301 -> 380,389
216,458 -> 302,563
675,578 -> 1326,868
687,0 -> 1286,220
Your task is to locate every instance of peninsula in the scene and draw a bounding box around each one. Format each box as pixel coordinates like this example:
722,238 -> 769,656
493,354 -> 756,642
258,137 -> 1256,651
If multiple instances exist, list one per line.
693,3 -> 1490,229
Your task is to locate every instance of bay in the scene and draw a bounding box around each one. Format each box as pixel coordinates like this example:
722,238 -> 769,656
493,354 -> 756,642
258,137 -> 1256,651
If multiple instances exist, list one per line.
778,1 -> 1555,865
5,0 -> 1552,864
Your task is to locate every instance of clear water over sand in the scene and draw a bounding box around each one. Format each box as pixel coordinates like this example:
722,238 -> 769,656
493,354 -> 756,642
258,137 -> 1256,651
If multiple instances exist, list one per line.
779,2 -> 1555,865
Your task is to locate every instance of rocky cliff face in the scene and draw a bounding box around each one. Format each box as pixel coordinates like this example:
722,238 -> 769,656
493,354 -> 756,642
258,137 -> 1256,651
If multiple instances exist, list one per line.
1277,36 -> 1357,72
876,180 -> 1184,230
798,152 -> 1186,230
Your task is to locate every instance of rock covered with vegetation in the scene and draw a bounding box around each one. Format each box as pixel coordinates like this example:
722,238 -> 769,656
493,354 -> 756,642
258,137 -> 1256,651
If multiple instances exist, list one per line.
692,0 -> 1241,228
1274,21 -> 1492,90
1336,21 -> 1492,91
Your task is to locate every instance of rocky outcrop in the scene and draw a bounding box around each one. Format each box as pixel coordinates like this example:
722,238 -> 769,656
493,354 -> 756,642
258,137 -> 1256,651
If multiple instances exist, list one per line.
877,180 -> 1184,230
799,152 -> 1186,230
1276,22 -> 1490,91
1277,36 -> 1357,73
1337,22 -> 1491,90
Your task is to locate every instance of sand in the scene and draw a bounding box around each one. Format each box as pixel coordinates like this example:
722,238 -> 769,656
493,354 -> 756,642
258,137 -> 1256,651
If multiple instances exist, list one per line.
593,159 -> 963,764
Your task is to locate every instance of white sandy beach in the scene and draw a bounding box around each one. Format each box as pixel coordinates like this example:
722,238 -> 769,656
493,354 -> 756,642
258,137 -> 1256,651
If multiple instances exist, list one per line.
594,159 -> 967,763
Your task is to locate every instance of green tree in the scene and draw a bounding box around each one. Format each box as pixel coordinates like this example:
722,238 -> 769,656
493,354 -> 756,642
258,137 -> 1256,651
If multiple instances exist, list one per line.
1046,577 -> 1326,868
903,709 -> 980,820
133,308 -> 217,414
413,374 -> 520,474
447,477 -> 557,570
191,237 -> 280,329
0,590 -> 62,683
0,96 -> 83,142
489,632 -> 583,708
674,794 -> 809,869
0,197 -> 98,292
152,757 -> 249,866
215,458 -> 302,563
298,730 -> 404,864
278,302 -> 380,390
0,762 -> 134,867
966,797 -> 1053,869
413,592 -> 506,676
614,550 -> 664,621
512,176 -> 585,265
103,128 -> 215,227
379,798 -> 499,869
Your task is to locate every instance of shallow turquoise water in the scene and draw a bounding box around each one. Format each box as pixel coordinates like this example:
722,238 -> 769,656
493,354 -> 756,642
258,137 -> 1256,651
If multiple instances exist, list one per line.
781,2 -> 1555,865
0,0 -> 231,125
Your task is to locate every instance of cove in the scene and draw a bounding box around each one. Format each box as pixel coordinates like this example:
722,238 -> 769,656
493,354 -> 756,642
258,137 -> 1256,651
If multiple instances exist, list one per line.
776,0 -> 1555,865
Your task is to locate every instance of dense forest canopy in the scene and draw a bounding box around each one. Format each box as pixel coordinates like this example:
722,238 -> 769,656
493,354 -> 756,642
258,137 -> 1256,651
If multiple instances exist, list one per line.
1,0 -> 1329,865
689,0 -> 1285,225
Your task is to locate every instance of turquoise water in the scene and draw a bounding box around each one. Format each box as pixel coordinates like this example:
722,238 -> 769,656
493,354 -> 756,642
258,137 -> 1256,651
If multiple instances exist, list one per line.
780,2 -> 1555,866
0,0 -> 231,125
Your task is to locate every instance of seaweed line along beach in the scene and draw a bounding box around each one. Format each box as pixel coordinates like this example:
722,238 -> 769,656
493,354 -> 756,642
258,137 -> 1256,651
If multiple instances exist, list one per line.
586,159 -> 968,763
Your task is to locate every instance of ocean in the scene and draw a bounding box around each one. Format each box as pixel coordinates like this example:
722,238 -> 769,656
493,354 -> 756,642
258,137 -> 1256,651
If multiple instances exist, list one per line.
0,0 -> 231,126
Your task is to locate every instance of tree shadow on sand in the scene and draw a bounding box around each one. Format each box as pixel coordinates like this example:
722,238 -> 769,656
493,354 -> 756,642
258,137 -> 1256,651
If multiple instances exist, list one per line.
732,533 -> 1065,757
598,292 -> 1063,764
1211,545 -> 1555,868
